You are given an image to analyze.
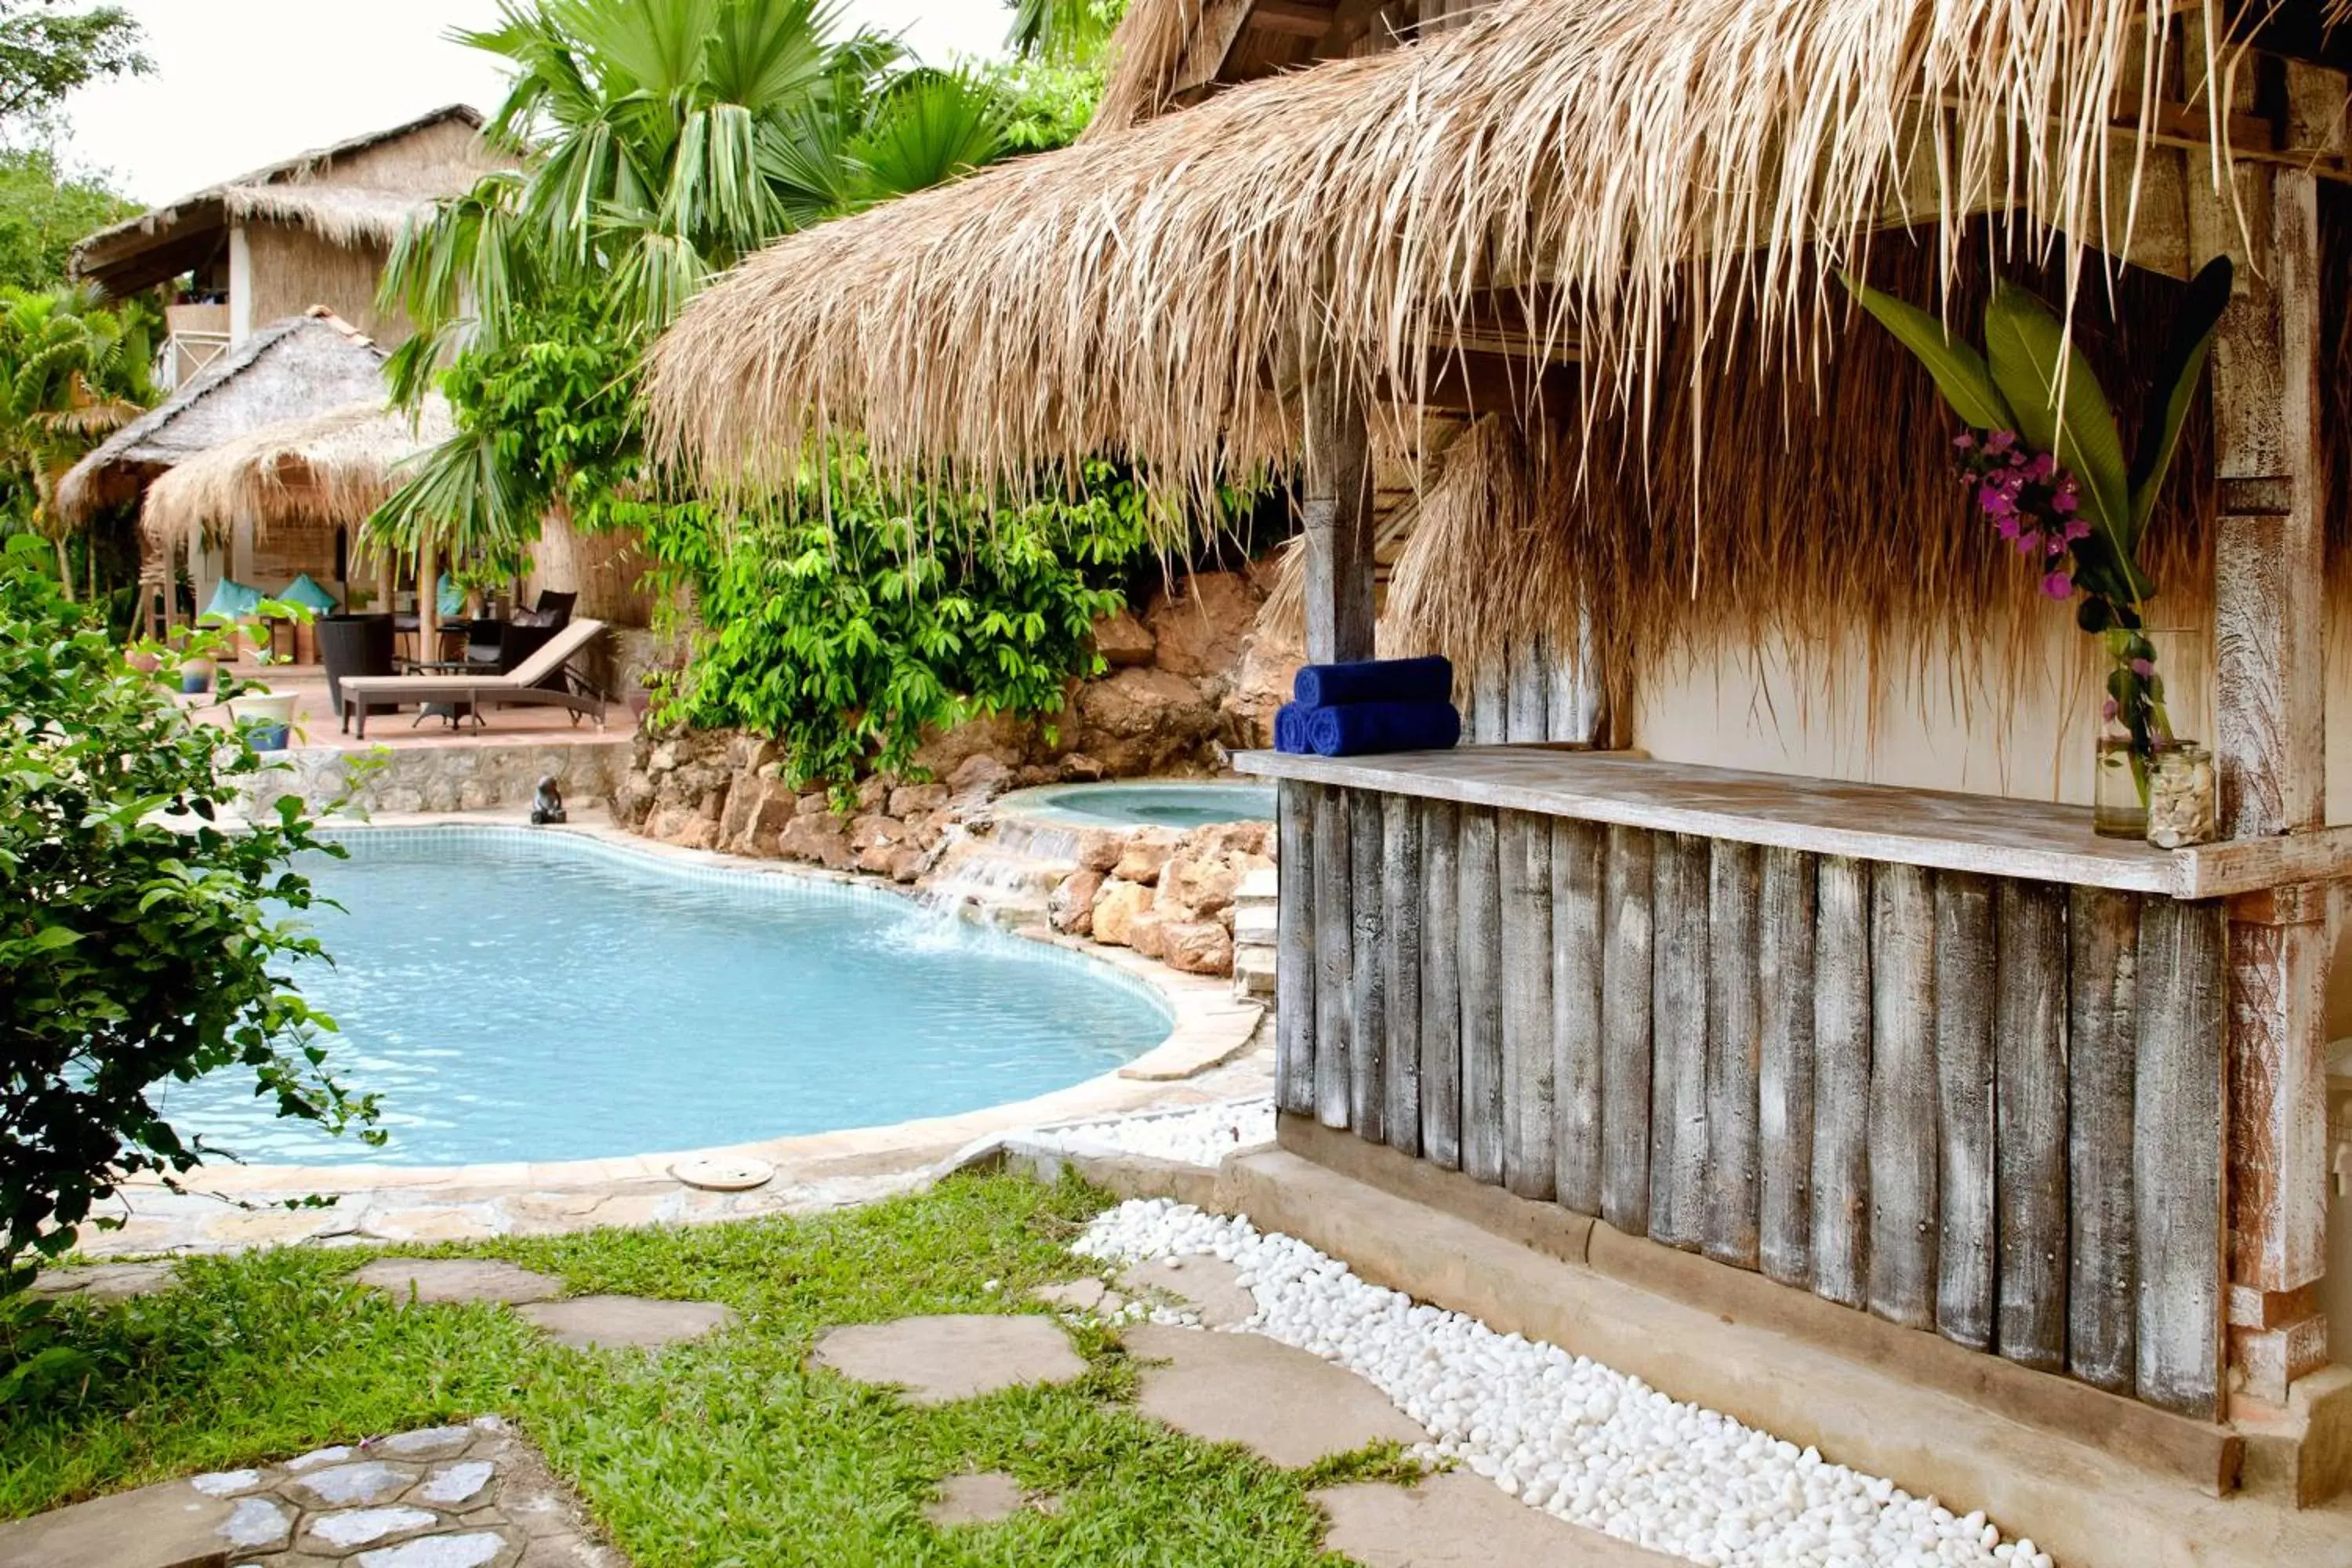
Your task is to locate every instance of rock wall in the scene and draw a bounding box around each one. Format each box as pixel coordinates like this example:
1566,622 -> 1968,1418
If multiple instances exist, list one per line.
1043,820 -> 1275,979
240,738 -> 633,822
617,565 -> 1305,869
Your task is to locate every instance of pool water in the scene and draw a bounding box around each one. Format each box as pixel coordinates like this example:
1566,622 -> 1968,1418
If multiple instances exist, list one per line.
1001,782 -> 1276,831
162,832 -> 1170,1167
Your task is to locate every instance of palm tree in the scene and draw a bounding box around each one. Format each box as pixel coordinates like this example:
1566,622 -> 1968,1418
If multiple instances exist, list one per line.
0,285 -> 155,597
383,0 -> 1007,392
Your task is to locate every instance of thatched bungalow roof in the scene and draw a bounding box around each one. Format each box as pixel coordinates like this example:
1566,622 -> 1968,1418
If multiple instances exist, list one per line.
71,106 -> 505,299
645,0 -> 2350,504
137,396 -> 454,552
53,309 -> 389,525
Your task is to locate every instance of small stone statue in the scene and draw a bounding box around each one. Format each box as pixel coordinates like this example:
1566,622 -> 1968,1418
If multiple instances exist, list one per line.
530,775 -> 568,826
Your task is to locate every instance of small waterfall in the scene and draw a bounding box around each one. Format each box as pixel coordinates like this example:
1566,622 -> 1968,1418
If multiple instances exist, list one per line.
910,818 -> 1083,931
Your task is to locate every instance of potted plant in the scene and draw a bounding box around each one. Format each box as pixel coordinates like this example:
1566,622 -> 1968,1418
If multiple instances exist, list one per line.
1846,258 -> 2233,844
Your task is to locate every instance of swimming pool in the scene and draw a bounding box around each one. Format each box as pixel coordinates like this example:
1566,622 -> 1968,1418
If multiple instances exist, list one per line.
997,781 -> 1276,831
162,830 -> 1171,1167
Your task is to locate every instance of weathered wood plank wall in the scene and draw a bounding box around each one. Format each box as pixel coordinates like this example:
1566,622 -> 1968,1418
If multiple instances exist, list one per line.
1276,787 -> 2229,1418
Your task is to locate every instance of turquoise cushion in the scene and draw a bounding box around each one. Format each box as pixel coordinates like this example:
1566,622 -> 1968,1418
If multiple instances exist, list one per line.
437,573 -> 464,618
201,577 -> 263,622
276,573 -> 339,614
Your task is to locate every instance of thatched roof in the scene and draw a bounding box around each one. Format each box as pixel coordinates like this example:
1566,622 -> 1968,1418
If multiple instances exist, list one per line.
53,309 -> 389,525
138,396 -> 455,551
71,106 -> 507,298
645,0 -> 2339,501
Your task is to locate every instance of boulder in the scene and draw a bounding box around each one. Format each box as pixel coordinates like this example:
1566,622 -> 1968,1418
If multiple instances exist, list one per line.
1158,854 -> 1243,920
1126,905 -> 1171,961
1091,880 -> 1154,947
885,846 -> 929,884
949,753 -> 1013,796
848,815 -> 906,852
1091,608 -> 1157,668
1162,920 -> 1236,976
888,782 -> 951,818
1072,669 -> 1219,777
1058,752 -> 1105,782
913,711 -> 1037,781
1076,829 -> 1125,873
1051,869 -> 1105,935
1112,829 -> 1182,886
779,811 -> 855,870
1144,572 -> 1262,680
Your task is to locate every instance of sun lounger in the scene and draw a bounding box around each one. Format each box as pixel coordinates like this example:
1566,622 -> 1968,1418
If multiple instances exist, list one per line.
340,617 -> 609,739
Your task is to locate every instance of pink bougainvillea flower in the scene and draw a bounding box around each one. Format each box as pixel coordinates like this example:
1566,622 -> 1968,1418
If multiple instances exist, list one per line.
2025,452 -> 2056,481
1954,433 -> 1977,451
2052,489 -> 2078,514
2063,518 -> 2090,542
2103,697 -> 2121,721
2131,658 -> 2155,677
1986,430 -> 2016,454
2042,571 -> 2074,598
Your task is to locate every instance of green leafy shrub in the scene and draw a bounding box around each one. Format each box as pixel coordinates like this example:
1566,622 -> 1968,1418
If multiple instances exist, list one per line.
0,539 -> 377,1295
644,457 -> 1158,793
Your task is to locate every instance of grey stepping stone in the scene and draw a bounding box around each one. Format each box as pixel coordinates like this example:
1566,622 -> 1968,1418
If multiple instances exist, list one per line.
1029,1278 -> 1110,1312
189,1468 -> 264,1497
354,1258 -> 562,1306
1120,1256 -> 1257,1327
811,1314 -> 1087,1405
219,1497 -> 291,1551
0,1479 -> 237,1568
303,1505 -> 438,1551
925,1471 -> 1029,1526
376,1425 -> 475,1458
28,1261 -> 175,1303
419,1460 -> 498,1506
355,1534 -> 510,1568
1314,1474 -> 1683,1566
1125,1324 -> 1425,1468
286,1461 -> 418,1508
516,1294 -> 735,1349
288,1443 -> 358,1471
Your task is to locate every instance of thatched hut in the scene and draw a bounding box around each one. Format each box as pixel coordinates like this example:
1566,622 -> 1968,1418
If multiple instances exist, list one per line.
137,395 -> 456,635
53,308 -> 391,626
648,1 -> 2352,1548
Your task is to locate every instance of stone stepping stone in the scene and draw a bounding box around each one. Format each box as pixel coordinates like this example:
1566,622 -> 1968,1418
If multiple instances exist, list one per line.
1029,1278 -> 1125,1314
1124,1323 -> 1425,1468
285,1460 -> 419,1509
517,1294 -> 736,1349
811,1314 -> 1087,1405
0,1477 -> 242,1568
354,1532 -> 510,1568
354,1258 -> 562,1306
1314,1473 -> 1683,1566
28,1261 -> 175,1304
924,1471 -> 1030,1526
302,1503 -> 440,1552
1119,1256 -> 1257,1327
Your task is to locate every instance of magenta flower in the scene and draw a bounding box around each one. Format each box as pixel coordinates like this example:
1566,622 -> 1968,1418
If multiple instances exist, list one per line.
2042,571 -> 2074,599
2103,697 -> 2121,721
2051,489 -> 2078,514
1986,430 -> 2016,454
2130,658 -> 2155,677
1954,433 -> 1976,451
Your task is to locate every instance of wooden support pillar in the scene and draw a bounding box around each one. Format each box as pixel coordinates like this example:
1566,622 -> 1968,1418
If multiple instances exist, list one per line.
1301,374 -> 1376,665
375,547 -> 396,620
2197,88 -> 2334,1406
418,535 -> 441,659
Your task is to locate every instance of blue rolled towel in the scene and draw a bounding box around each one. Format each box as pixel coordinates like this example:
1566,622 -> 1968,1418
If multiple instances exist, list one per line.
1305,701 -> 1461,757
1294,655 -> 1454,710
1274,702 -> 1314,754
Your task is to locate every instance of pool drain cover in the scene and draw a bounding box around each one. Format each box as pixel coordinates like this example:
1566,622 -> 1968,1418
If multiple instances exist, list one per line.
670,1156 -> 775,1192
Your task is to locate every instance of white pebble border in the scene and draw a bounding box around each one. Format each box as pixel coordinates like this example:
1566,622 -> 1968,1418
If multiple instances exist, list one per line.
1028,1097 -> 1276,1167
1076,1199 -> 2057,1568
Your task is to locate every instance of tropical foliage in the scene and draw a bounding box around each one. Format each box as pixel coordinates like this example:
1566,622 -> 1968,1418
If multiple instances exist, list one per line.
0,282 -> 154,598
0,148 -> 131,291
0,538 -> 377,1312
0,0 -> 147,132
645,456 -> 1156,793
1845,260 -> 2234,766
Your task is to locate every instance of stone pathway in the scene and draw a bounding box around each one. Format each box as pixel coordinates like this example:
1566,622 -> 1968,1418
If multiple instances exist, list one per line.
1125,1323 -> 1428,1468
0,1420 -> 615,1568
352,1260 -> 561,1307
924,1472 -> 1042,1527
809,1315 -> 1088,1405
1316,1474 -> 1685,1567
515,1296 -> 736,1350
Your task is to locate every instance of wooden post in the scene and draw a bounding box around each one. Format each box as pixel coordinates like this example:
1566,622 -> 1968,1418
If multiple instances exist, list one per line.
1867,863 -> 1938,1333
1276,781 -> 1319,1118
1933,873 -> 1996,1352
2068,887 -> 2141,1395
1994,880 -> 2069,1374
374,548 -> 396,619
1382,794 -> 1424,1157
2197,88 -> 2334,1403
1314,786 -> 1355,1130
1301,375 -> 1376,665
2135,899 -> 2228,1421
1552,820 -> 1606,1215
1758,848 -> 1817,1289
1811,857 -> 1873,1311
1650,833 -> 1710,1250
417,536 -> 441,659
1704,840 -> 1762,1270
1420,800 -> 1463,1171
1599,825 -> 1655,1233
1349,791 -> 1388,1143
1500,811 -> 1555,1200
1458,805 -> 1505,1185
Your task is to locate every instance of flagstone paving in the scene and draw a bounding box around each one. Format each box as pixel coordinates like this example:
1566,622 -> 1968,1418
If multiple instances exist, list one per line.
924,1472 -> 1035,1527
1118,1254 -> 1256,1327
352,1259 -> 564,1307
809,1313 -> 1090,1404
513,1294 -> 737,1350
0,1419 -> 616,1568
1125,1322 -> 1428,1468
1314,1473 -> 1686,1566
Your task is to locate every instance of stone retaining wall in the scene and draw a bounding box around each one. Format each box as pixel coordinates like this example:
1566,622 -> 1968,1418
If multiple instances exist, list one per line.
238,739 -> 633,821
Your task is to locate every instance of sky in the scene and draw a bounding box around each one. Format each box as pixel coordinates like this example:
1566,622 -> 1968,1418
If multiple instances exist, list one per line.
61,1 -> 1011,205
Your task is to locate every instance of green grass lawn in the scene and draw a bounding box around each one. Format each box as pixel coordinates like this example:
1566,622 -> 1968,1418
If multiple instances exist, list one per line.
0,1174 -> 1389,1566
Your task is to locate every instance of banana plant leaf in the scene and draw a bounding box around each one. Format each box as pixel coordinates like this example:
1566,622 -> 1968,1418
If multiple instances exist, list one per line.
2128,255 -> 2234,548
1982,285 -> 2132,560
1841,273 -> 2015,432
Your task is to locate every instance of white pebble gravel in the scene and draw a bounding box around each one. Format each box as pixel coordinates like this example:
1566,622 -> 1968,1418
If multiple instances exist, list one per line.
1028,1098 -> 1276,1167
1077,1199 -> 2056,1568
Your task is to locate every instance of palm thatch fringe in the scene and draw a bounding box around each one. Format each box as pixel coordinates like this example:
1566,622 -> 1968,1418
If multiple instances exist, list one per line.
139,397 -> 454,551
647,0 -> 2288,510
1087,0 -> 1206,139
